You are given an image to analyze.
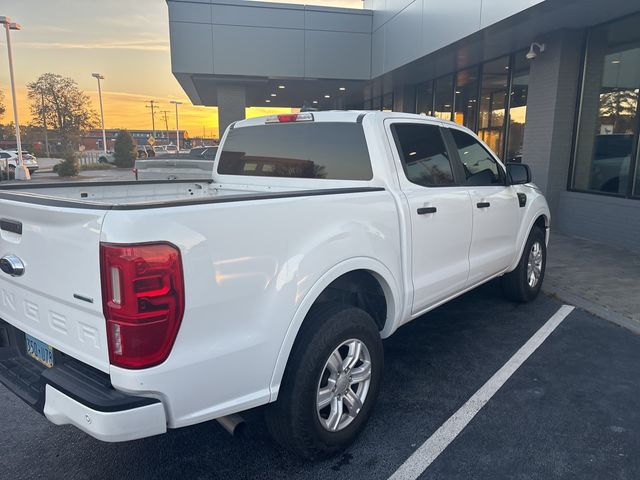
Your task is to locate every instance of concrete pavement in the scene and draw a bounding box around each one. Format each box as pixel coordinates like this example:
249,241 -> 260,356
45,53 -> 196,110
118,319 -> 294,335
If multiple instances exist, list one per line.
544,232 -> 640,334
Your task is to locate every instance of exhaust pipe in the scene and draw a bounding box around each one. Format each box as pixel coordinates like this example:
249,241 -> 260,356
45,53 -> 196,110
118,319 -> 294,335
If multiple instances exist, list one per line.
216,414 -> 246,436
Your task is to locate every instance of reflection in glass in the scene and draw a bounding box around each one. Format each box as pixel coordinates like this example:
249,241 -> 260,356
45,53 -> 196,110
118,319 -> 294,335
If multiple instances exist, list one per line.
478,57 -> 509,156
454,68 -> 479,131
434,75 -> 454,121
416,81 -> 434,116
218,123 -> 373,180
506,55 -> 529,163
573,14 -> 640,196
392,123 -> 454,187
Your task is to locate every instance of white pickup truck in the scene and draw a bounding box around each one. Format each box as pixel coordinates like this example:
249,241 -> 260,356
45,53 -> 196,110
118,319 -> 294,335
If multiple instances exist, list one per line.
0,111 -> 549,458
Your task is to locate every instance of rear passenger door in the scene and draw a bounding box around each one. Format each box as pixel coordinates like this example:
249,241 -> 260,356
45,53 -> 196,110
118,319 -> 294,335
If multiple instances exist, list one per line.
444,127 -> 520,285
387,120 -> 473,315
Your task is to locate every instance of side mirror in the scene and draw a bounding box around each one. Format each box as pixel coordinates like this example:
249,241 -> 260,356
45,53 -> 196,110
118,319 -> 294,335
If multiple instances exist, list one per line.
507,162 -> 532,185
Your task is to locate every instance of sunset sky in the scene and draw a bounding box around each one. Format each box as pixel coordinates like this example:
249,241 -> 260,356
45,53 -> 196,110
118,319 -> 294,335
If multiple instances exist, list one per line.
0,0 -> 361,138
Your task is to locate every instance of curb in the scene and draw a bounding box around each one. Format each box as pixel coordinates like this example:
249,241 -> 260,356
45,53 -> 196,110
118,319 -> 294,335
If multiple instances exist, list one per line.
543,284 -> 640,335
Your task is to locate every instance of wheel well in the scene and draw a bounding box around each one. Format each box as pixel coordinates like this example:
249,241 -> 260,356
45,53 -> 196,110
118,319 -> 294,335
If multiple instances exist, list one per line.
313,270 -> 387,331
534,215 -> 548,232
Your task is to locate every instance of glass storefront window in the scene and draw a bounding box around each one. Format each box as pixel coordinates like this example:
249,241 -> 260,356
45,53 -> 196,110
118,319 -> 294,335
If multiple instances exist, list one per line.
454,67 -> 479,131
413,53 -> 529,161
416,81 -> 434,116
506,55 -> 529,163
434,75 -> 454,121
572,14 -> 640,197
478,57 -> 509,157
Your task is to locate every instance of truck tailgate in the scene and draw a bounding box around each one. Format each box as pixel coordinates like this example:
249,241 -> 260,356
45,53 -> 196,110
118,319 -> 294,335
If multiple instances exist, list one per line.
0,199 -> 109,372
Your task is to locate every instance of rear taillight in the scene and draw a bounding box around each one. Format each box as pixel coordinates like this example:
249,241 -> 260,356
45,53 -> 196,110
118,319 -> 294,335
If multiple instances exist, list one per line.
100,242 -> 185,369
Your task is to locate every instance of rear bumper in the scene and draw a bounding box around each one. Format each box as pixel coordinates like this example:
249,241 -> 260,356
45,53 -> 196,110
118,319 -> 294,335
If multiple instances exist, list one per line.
44,385 -> 166,442
0,320 -> 167,442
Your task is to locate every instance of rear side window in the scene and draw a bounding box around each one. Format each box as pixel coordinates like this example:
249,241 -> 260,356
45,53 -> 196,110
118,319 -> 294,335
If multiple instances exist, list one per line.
218,122 -> 373,180
392,123 -> 455,187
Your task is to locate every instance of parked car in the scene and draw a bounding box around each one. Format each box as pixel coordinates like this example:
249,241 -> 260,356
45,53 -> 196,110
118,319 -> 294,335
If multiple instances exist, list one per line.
0,111 -> 549,458
587,133 -> 632,194
0,149 -> 39,175
187,146 -> 215,157
153,145 -> 167,155
98,151 -> 116,164
165,144 -> 178,154
187,146 -> 218,160
137,144 -> 155,158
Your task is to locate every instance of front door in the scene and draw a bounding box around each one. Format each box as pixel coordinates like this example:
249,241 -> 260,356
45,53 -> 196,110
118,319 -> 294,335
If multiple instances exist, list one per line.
387,120 -> 473,315
445,127 -> 520,285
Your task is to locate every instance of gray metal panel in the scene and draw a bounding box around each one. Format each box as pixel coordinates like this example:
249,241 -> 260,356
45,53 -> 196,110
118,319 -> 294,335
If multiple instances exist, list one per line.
305,31 -> 371,80
384,0 -> 422,73
169,21 -> 214,74
212,2 -> 304,29
212,24 -> 304,77
305,10 -> 372,34
371,27 -> 385,78
167,1 -> 212,24
481,0 -> 544,29
385,0 -> 417,21
371,0 -> 389,31
421,0 -> 482,56
371,0 -> 422,30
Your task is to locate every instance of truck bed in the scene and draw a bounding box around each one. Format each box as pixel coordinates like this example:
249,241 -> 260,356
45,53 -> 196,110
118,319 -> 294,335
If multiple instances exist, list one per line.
0,179 -> 377,210
0,180 -> 259,208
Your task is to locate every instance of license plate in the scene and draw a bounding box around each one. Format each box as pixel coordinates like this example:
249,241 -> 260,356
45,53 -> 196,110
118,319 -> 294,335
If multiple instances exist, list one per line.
25,334 -> 54,368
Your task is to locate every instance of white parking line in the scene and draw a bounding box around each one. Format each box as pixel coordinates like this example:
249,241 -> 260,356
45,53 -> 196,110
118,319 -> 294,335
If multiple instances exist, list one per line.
389,304 -> 575,480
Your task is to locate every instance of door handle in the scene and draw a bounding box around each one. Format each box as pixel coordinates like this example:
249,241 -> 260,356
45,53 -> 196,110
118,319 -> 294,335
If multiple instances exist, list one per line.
476,202 -> 491,209
417,207 -> 437,215
0,218 -> 22,235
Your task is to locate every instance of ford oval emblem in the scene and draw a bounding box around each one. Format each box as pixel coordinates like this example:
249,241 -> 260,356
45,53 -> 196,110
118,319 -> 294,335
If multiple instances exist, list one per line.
0,254 -> 25,277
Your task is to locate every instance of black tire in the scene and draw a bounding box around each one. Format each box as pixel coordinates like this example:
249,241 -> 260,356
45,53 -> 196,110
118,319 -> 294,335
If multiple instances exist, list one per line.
501,226 -> 546,302
98,156 -> 107,164
265,302 -> 383,459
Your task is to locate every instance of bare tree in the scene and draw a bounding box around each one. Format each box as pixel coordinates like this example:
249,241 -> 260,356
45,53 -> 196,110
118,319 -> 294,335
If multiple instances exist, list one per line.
27,73 -> 97,149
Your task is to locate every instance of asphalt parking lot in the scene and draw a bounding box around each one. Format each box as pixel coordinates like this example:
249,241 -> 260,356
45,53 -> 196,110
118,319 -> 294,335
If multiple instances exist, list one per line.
1,282 -> 639,479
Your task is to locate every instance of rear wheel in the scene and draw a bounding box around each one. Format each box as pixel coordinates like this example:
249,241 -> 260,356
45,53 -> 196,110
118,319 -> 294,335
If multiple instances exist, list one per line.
501,227 -> 546,302
265,303 -> 383,459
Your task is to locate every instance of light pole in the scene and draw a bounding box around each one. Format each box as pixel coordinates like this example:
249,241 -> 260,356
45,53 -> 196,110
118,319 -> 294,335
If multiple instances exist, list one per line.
0,16 -> 29,180
161,110 -> 170,144
145,100 -> 157,137
92,73 -> 107,154
170,100 -> 182,153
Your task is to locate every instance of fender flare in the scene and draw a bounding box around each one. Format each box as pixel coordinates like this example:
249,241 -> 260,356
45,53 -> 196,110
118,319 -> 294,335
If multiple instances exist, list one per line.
508,209 -> 550,272
268,257 -> 401,402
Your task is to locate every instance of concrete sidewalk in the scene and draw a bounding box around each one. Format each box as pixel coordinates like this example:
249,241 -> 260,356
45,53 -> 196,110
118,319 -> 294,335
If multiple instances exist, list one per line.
544,232 -> 640,334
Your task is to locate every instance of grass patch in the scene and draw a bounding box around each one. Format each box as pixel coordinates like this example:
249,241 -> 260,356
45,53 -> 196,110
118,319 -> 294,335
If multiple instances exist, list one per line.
80,163 -> 114,171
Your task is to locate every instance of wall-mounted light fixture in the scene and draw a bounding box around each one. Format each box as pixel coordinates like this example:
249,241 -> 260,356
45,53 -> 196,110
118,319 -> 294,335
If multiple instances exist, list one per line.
526,42 -> 545,60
